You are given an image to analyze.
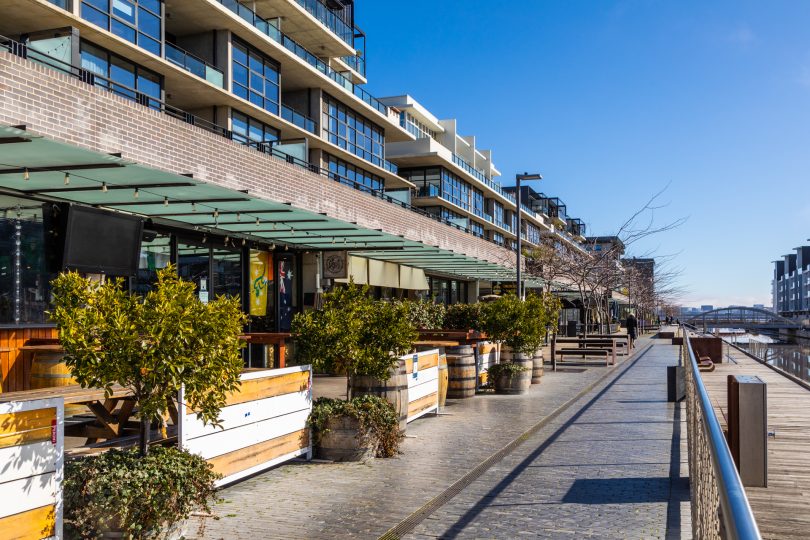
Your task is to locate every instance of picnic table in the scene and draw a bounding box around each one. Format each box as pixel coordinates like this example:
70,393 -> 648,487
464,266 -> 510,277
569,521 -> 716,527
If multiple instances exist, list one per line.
241,332 -> 291,368
0,384 -> 140,443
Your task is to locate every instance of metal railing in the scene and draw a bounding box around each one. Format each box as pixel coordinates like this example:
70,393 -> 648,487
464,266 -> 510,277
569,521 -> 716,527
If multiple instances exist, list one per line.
682,328 -> 761,540
281,104 -> 317,134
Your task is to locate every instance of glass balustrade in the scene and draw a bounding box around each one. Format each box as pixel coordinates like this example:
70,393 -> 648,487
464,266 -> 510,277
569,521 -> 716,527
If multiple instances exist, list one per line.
281,104 -> 317,134
165,42 -> 224,88
294,0 -> 353,46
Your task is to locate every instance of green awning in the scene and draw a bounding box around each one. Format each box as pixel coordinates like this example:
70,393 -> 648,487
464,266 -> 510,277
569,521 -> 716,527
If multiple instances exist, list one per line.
0,124 -> 520,282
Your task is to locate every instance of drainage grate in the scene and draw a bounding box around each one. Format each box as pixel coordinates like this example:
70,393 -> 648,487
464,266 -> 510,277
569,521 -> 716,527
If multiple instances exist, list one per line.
378,344 -> 653,540
554,367 -> 588,373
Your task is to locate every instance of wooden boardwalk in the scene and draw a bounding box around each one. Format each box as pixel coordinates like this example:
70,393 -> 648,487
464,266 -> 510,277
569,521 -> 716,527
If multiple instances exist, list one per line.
699,344 -> 810,540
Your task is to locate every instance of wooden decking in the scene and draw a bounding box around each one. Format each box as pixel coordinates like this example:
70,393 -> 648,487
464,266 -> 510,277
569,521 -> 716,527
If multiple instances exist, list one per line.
700,345 -> 810,540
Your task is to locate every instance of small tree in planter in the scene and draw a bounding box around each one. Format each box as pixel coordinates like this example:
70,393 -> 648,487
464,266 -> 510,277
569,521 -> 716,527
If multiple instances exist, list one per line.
50,266 -> 246,537
292,282 -> 416,460
481,295 -> 544,394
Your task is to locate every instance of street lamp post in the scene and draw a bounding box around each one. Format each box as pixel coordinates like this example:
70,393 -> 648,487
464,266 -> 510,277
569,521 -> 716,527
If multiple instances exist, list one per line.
515,172 -> 542,299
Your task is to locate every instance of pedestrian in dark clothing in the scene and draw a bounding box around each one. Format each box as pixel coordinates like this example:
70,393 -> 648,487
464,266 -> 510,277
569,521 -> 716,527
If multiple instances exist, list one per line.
626,313 -> 638,350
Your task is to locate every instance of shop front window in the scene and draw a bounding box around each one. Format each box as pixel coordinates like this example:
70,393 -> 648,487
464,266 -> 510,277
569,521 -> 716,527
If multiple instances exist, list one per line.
0,197 -> 55,325
131,232 -> 171,295
213,248 -> 242,298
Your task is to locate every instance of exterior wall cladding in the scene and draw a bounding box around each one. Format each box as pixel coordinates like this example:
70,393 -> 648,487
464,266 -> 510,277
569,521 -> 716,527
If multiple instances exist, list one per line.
0,50 -> 514,267
773,246 -> 810,316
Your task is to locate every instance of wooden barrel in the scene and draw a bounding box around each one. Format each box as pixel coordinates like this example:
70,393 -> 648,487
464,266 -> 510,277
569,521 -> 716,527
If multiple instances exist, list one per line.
30,351 -> 77,389
315,415 -> 375,462
437,353 -> 449,408
495,355 -> 533,395
446,345 -> 476,399
351,360 -> 408,431
532,349 -> 544,384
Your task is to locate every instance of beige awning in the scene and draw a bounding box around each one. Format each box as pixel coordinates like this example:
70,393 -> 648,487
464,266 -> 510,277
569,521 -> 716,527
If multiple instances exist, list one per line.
368,260 -> 399,288
334,256 -> 369,285
399,265 -> 429,290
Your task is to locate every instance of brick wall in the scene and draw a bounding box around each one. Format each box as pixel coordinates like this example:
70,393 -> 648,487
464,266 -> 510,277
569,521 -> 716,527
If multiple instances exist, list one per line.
0,50 -> 516,270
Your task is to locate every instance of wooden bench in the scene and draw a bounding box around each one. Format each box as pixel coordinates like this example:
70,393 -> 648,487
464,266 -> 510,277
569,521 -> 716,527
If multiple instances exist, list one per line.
578,334 -> 630,355
554,348 -> 612,369
554,338 -> 617,365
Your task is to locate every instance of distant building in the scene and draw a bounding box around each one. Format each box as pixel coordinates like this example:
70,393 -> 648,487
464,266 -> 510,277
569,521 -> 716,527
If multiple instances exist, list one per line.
700,305 -> 714,312
585,236 -> 626,257
773,245 -> 810,317
753,304 -> 765,310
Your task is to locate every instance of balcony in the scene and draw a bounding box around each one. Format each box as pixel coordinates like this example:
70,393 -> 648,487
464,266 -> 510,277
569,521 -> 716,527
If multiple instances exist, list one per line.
341,54 -> 366,77
281,104 -> 317,134
165,42 -> 224,88
294,0 -> 354,46
452,154 -> 515,203
215,0 -> 388,117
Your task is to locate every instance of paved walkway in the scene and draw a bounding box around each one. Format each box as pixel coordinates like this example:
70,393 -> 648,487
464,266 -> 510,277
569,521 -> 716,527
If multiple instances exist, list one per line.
188,337 -> 690,539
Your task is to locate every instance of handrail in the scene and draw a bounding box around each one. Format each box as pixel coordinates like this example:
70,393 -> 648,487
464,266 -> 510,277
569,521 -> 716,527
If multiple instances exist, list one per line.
683,327 -> 761,539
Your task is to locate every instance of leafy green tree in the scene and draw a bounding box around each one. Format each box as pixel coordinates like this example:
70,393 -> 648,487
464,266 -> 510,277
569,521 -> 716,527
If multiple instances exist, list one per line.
50,266 -> 246,456
292,282 -> 416,396
482,293 -> 560,355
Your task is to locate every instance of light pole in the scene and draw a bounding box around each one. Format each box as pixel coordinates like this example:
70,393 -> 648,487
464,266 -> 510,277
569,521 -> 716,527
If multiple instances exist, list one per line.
515,172 -> 542,299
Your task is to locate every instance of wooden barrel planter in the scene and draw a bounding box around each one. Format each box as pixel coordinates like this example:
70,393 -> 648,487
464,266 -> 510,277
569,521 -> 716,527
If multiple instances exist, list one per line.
532,349 -> 544,384
351,360 -> 409,431
495,347 -> 532,395
437,353 -> 449,408
315,415 -> 375,462
29,351 -> 77,389
446,345 -> 476,399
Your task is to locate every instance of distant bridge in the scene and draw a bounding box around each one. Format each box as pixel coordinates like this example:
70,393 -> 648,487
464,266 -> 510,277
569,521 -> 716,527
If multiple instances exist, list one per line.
685,307 -> 805,331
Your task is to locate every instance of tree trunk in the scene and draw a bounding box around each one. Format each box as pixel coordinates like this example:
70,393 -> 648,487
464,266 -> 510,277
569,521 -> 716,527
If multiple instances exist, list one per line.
139,416 -> 149,457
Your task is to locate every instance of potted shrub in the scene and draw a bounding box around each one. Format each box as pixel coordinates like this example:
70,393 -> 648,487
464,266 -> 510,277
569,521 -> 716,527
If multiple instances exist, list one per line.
486,361 -> 531,395
308,395 -> 402,462
292,282 -> 416,459
525,292 -> 562,384
50,266 -> 246,537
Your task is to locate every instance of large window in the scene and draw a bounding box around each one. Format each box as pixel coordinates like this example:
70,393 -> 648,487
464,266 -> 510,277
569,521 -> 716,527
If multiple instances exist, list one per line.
323,94 -> 386,168
177,241 -> 242,302
131,232 -> 171,296
81,0 -> 162,56
80,41 -> 162,107
399,112 -> 437,140
231,110 -> 280,146
232,38 -> 281,115
441,169 -> 472,211
401,167 -> 440,198
326,154 -> 384,192
0,197 -> 55,325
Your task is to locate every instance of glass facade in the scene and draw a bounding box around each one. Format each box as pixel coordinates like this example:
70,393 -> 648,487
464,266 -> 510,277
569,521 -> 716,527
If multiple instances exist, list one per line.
401,167 -> 440,197
428,276 -> 469,305
131,232 -> 171,296
81,0 -> 162,56
326,154 -> 384,192
231,110 -> 280,146
323,94 -> 386,167
0,197 -> 54,324
232,38 -> 281,115
80,41 -> 162,107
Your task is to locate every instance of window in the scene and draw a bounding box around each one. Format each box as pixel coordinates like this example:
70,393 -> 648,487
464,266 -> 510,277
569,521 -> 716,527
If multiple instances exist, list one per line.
441,169 -> 471,211
231,110 -> 280,146
399,112 -> 437,140
492,201 -> 506,230
80,41 -> 162,107
326,154 -> 384,192
131,232 -> 171,295
232,38 -> 280,115
0,197 -> 55,324
323,94 -> 386,168
401,167 -> 440,197
81,0 -> 162,56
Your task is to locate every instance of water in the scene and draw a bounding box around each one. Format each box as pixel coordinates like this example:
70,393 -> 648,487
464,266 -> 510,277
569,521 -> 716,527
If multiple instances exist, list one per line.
714,328 -> 810,383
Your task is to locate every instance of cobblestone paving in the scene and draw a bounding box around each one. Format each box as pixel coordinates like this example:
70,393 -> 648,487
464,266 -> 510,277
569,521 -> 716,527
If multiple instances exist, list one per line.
188,337 -> 689,539
404,340 -> 691,540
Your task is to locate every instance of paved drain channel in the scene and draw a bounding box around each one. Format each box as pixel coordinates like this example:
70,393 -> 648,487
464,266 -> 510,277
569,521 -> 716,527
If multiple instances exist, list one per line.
379,344 -> 654,540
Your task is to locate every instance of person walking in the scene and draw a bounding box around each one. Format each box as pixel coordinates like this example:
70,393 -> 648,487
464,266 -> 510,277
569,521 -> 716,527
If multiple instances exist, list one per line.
626,312 -> 638,350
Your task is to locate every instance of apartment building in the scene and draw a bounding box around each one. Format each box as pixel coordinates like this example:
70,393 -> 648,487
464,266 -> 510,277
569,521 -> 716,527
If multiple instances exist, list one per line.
0,0 -> 592,337
773,245 -> 810,317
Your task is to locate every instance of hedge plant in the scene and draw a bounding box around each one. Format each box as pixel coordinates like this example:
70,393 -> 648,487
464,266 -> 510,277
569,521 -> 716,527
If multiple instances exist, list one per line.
444,302 -> 484,332
308,396 -> 403,457
64,446 -> 220,539
395,299 -> 446,330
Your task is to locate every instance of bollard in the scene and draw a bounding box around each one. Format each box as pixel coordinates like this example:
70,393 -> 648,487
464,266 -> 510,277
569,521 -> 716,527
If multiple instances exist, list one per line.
727,375 -> 767,487
667,366 -> 685,402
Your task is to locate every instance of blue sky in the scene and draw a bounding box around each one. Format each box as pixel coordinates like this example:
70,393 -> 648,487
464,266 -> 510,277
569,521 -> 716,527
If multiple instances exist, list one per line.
357,0 -> 810,308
